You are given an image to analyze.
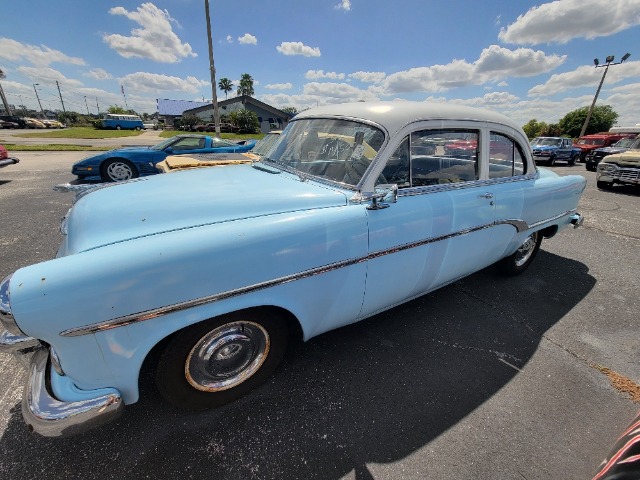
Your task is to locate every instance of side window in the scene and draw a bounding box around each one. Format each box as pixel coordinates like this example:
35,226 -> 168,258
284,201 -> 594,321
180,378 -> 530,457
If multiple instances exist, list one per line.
410,129 -> 479,186
489,132 -> 526,178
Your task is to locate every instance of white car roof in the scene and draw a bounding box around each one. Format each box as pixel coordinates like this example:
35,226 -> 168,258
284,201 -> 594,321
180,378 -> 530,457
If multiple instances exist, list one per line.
294,101 -> 523,136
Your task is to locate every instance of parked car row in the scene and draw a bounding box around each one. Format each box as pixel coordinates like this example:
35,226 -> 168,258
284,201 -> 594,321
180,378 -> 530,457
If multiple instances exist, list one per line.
596,136 -> 640,190
0,115 -> 64,129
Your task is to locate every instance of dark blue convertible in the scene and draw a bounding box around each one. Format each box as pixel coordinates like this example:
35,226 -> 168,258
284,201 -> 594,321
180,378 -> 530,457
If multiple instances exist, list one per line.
72,135 -> 256,182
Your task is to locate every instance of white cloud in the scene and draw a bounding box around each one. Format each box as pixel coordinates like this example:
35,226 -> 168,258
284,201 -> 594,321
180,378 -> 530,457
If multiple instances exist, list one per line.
238,33 -> 257,45
0,37 -> 85,66
303,82 -> 378,101
528,61 -> 640,96
104,3 -> 196,63
120,72 -> 209,93
265,83 -> 293,90
334,0 -> 351,11
499,0 -> 640,45
475,45 -> 566,77
349,71 -> 386,83
381,45 -> 564,95
16,66 -> 84,87
85,68 -> 113,81
276,42 -> 321,57
226,35 -> 234,43
305,70 -> 345,80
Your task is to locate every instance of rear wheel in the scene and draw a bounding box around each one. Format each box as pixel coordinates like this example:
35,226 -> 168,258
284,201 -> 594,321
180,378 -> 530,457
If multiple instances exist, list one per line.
498,231 -> 542,276
156,310 -> 289,410
101,158 -> 138,182
116,125 -> 122,130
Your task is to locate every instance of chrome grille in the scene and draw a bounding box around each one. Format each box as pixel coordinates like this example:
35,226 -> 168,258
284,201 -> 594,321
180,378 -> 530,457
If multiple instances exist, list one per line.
613,168 -> 640,182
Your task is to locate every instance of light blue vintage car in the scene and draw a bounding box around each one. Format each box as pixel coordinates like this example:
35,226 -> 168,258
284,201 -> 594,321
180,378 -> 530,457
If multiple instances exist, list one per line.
0,102 -> 586,437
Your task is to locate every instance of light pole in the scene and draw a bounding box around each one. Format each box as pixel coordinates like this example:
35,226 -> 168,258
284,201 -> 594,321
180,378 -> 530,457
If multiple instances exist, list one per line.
204,0 -> 221,137
84,96 -> 90,115
579,53 -> 631,138
33,83 -> 45,118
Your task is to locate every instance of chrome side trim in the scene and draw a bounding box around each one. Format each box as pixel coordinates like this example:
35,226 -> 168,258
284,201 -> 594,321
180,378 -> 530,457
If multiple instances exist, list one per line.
60,209 -> 573,338
22,349 -> 124,437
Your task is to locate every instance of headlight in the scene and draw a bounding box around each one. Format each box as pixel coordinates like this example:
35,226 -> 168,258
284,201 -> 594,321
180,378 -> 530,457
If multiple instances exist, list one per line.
597,163 -> 618,173
0,274 -> 25,336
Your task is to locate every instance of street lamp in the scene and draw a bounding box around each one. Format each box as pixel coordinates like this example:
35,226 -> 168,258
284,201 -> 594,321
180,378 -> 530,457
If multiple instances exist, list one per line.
32,83 -> 45,118
579,53 -> 631,138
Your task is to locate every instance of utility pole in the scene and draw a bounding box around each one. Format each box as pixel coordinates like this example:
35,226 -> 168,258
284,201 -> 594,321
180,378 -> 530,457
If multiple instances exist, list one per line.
18,95 -> 27,115
96,97 -> 100,116
579,53 -> 631,138
0,69 -> 13,115
204,0 -> 221,137
84,96 -> 90,115
33,83 -> 45,118
56,80 -> 66,114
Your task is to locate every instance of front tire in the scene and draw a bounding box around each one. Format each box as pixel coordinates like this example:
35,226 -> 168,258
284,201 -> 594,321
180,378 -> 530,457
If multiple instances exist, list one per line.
101,158 -> 138,182
156,310 -> 289,411
547,156 -> 556,166
568,154 -> 577,166
597,180 -> 613,190
498,231 -> 542,276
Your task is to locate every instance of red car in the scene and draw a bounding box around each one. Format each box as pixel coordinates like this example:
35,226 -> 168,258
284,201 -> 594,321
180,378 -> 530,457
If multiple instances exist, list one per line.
573,133 -> 634,162
0,144 -> 20,168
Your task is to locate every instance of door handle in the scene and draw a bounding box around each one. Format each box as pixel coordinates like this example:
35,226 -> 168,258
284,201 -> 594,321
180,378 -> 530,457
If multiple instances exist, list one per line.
479,192 -> 494,199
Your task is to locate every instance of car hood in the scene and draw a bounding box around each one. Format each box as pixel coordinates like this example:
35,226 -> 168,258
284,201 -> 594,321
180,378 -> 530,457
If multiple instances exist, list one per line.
594,147 -> 628,155
531,145 -> 557,151
62,164 -> 349,254
602,149 -> 640,167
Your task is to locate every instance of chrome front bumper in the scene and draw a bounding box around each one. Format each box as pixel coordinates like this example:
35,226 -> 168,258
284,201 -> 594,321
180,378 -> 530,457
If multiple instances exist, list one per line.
1,331 -> 124,437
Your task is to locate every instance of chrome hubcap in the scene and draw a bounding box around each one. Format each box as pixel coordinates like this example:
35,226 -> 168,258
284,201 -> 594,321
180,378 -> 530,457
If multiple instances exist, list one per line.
514,232 -> 538,267
185,321 -> 270,392
106,162 -> 133,181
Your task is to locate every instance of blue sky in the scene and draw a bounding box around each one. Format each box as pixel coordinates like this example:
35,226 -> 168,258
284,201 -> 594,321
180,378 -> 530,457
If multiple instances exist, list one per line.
1,0 -> 639,126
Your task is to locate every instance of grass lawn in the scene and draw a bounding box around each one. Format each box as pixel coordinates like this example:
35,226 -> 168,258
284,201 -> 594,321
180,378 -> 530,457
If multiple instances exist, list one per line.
1,144 -> 110,151
11,127 -> 144,139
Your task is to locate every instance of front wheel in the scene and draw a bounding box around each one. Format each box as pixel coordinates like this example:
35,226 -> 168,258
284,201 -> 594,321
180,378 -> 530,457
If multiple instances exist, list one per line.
498,231 -> 542,276
156,310 -> 289,411
597,180 -> 613,190
101,158 -> 138,182
568,154 -> 577,166
548,156 -> 556,166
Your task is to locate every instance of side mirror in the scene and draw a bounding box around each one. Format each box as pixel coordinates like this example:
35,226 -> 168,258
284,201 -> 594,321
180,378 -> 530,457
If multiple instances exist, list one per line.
365,184 -> 398,210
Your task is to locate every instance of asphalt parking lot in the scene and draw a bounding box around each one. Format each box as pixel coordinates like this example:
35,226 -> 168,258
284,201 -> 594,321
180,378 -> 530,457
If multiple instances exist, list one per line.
0,152 -> 638,480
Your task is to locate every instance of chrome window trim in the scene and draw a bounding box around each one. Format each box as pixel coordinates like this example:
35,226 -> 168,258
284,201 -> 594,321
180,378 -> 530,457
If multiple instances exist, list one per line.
59,206 -> 573,339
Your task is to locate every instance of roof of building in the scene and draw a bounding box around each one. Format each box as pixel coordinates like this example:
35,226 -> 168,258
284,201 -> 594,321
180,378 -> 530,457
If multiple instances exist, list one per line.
157,99 -> 211,116
183,95 -> 294,119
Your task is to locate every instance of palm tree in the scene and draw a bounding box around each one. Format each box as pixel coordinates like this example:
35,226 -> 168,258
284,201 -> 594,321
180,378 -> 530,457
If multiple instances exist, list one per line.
218,78 -> 233,100
237,73 -> 255,97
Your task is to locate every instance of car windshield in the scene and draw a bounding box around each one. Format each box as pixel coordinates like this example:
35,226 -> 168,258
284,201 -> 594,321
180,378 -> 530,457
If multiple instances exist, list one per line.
151,138 -> 180,150
263,119 -> 385,186
533,138 -> 562,146
251,133 -> 281,158
614,138 -> 637,148
577,138 -> 604,145
210,137 -> 237,147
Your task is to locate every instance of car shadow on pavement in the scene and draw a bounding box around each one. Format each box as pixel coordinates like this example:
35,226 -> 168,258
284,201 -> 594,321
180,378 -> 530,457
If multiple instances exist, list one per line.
0,250 -> 596,479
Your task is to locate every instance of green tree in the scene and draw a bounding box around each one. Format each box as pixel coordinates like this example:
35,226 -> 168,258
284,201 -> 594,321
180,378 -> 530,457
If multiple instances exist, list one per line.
522,119 -> 548,139
108,105 -> 127,114
58,111 -> 81,126
229,109 -> 259,133
558,105 -> 618,138
281,106 -> 298,116
237,73 -> 255,97
180,113 -> 200,131
218,78 -> 233,100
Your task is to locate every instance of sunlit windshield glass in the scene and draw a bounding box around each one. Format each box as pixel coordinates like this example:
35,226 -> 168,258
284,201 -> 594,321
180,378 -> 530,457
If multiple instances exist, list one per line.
536,138 -> 562,146
211,138 -> 236,147
264,119 -> 385,186
615,138 -> 636,148
152,138 -> 178,150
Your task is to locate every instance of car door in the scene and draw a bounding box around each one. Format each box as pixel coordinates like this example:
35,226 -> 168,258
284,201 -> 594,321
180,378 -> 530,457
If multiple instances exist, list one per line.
359,125 -> 498,319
